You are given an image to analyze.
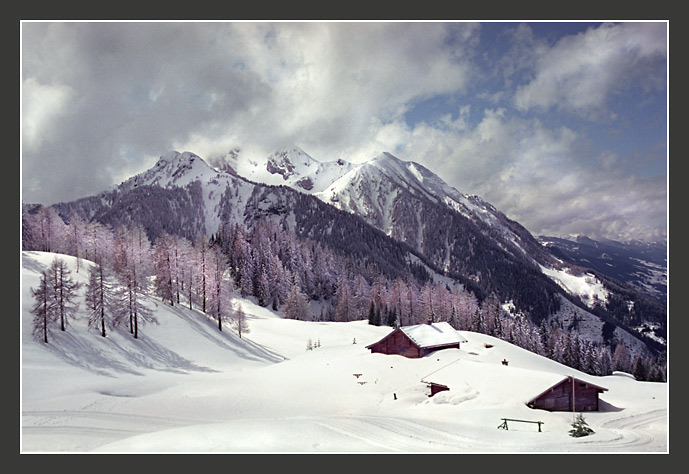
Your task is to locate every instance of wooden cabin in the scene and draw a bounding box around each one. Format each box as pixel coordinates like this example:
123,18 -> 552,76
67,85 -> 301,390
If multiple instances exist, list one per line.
527,376 -> 608,412
366,322 -> 467,359
426,381 -> 450,397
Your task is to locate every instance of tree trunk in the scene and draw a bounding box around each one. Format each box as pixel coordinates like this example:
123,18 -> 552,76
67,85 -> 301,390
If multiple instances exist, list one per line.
42,297 -> 48,344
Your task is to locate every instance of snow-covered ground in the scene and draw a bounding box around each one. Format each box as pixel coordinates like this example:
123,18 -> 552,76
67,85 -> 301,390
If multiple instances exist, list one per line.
21,251 -> 668,453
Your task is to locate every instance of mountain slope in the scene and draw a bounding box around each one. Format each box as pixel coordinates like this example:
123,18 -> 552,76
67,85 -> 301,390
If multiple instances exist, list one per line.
538,235 -> 667,302
43,149 -> 665,351
216,148 -> 666,338
21,252 -> 667,453
222,148 -> 554,266
51,150 -> 566,322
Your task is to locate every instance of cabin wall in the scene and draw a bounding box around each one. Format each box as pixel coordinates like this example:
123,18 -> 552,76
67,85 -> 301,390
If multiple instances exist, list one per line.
429,383 -> 450,397
529,381 -> 601,412
368,330 -> 420,358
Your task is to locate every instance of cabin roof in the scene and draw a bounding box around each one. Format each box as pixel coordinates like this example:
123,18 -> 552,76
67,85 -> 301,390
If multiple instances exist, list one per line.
401,322 -> 468,349
366,322 -> 468,350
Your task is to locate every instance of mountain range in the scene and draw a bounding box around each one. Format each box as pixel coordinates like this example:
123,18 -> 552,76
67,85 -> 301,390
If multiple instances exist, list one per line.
41,147 -> 666,354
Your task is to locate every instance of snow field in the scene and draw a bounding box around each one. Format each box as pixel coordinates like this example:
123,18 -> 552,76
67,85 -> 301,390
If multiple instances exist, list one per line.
21,252 -> 667,453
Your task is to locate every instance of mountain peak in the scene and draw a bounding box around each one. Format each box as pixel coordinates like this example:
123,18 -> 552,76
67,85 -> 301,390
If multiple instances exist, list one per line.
120,150 -> 219,191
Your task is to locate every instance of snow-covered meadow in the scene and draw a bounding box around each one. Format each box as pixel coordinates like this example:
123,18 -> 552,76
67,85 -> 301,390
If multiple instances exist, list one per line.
21,251 -> 668,453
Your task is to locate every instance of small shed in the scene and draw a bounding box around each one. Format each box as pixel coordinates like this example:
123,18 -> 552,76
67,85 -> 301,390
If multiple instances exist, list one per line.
366,322 -> 467,359
527,376 -> 608,412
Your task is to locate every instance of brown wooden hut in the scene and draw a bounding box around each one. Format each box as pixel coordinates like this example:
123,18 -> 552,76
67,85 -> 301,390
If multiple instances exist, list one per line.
526,376 -> 608,412
366,322 -> 467,359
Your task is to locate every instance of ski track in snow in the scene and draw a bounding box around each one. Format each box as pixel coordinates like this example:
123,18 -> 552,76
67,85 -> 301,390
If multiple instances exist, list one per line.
313,416 -> 495,452
574,408 -> 667,452
22,410 -> 205,451
22,409 -> 668,452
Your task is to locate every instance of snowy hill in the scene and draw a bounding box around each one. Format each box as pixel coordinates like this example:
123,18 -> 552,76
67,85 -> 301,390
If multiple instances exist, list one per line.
21,251 -> 667,453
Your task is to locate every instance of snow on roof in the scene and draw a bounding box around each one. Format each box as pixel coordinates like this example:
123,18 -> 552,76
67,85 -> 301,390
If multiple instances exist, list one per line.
400,322 -> 468,349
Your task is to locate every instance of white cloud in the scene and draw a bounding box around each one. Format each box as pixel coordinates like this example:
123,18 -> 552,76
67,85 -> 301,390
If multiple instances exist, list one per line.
513,22 -> 666,118
22,77 -> 73,151
20,21 -> 666,243
391,108 -> 666,242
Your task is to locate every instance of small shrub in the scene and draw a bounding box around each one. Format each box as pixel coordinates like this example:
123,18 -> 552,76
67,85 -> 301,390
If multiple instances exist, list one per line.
569,413 -> 594,438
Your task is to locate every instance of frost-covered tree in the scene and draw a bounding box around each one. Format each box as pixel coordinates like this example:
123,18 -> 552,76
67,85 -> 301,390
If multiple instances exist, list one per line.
34,207 -> 67,253
112,225 -> 155,339
152,232 -> 175,306
85,262 -> 123,337
206,245 -> 232,331
334,275 -> 356,322
284,280 -> 311,320
595,345 -> 613,376
48,257 -> 81,332
194,236 -> 209,313
232,302 -> 250,339
83,220 -> 114,265
454,287 -> 479,331
66,213 -> 87,273
388,278 -> 411,326
31,271 -> 56,343
418,281 -> 436,324
480,293 -> 502,337
612,343 -> 632,373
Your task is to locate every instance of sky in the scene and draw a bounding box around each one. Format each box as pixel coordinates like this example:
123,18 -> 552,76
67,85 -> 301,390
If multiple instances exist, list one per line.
21,21 -> 668,243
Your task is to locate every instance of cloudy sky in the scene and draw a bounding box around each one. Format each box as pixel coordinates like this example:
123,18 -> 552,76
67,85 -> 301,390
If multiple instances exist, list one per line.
21,21 -> 667,243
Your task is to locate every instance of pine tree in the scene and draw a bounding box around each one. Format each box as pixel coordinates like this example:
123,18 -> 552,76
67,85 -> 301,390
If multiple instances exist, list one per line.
386,307 -> 397,328
569,413 -> 594,438
632,354 -> 648,381
367,301 -> 380,326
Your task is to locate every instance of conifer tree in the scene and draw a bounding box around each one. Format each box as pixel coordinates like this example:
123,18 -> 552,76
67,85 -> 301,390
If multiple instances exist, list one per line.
569,414 -> 594,438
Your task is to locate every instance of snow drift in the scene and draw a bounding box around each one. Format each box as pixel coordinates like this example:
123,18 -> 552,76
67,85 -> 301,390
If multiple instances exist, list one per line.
21,252 -> 667,453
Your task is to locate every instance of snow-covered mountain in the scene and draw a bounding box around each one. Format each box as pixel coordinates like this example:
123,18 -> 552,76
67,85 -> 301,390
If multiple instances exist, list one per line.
45,148 -> 665,352
212,147 -> 667,338
538,235 -> 667,303
217,147 -> 551,267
